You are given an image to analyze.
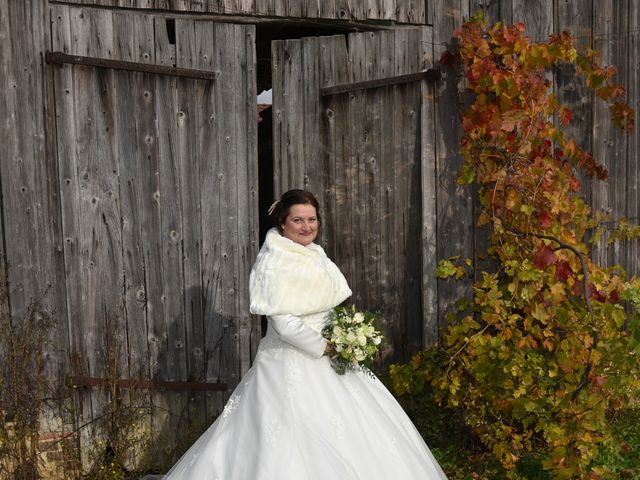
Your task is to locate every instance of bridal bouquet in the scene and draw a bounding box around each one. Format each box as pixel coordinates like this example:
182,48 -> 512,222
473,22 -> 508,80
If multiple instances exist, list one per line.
322,305 -> 384,375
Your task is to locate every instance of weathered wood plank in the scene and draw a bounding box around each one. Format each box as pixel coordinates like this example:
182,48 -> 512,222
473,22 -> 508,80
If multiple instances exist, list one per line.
592,0 -> 629,267
431,0 -> 473,327
301,36 -> 321,194
512,0 -> 553,42
53,0 -> 429,22
379,0 -> 396,20
409,0 -> 425,25
363,30 -> 383,326
232,24 -> 257,376
50,9 -> 89,455
377,29 -> 396,351
320,0 -> 337,19
555,1 -> 593,206
111,11 -> 148,392
627,24 -> 639,277
335,0 -> 352,21
271,40 -> 285,195
348,32 -> 368,308
331,34 -> 354,290
318,35 -> 345,258
388,29 -> 406,357
214,23 -> 243,411
420,26 -> 438,346
242,25 -> 260,363
0,0 -> 68,408
171,17 -> 208,433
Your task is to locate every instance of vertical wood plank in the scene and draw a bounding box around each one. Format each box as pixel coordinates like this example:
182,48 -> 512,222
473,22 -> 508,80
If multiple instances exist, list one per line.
271,40 -> 285,195
555,0 -> 593,207
0,1 -> 69,432
591,0 -> 629,267
301,36 -> 321,194
512,0 -> 553,41
431,0 -> 473,328
274,0 -> 287,16
320,0 -> 336,18
334,0 -> 352,20
332,34 -> 353,290
287,0 -> 303,17
347,32 -> 368,308
213,23 -> 241,406
318,35 -> 345,258
242,25 -> 260,363
390,29 -> 406,357
379,0 -> 396,20
627,14 -> 639,277
420,25 -> 438,346
363,31 -> 383,317
232,24 -> 256,376
377,29 -> 396,350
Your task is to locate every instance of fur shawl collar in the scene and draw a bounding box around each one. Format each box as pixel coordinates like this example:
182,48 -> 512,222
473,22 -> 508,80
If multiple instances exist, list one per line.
249,228 -> 352,316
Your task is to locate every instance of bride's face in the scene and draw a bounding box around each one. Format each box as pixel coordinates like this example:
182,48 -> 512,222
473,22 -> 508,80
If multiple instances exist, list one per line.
281,204 -> 319,246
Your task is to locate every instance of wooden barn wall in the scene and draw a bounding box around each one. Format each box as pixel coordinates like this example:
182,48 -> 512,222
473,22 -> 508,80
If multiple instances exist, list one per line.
51,0 -> 428,25
272,28 -> 435,360
0,0 -> 258,463
492,0 -> 638,279
0,0 -> 638,450
47,3 -> 259,456
0,0 -> 69,393
429,0 -> 640,326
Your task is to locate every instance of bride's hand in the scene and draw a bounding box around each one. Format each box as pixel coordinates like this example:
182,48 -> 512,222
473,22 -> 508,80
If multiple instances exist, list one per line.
324,343 -> 334,356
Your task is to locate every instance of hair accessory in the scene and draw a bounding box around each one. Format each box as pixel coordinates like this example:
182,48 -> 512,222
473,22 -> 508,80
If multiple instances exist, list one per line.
267,200 -> 280,216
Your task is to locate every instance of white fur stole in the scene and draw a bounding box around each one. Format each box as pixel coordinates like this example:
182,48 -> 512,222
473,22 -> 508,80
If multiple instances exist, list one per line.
249,228 -> 352,316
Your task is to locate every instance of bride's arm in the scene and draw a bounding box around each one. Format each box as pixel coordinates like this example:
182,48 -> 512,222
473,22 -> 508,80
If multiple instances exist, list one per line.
268,314 -> 328,358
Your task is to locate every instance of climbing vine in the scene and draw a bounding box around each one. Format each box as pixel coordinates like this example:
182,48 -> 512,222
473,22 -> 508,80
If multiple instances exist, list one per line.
391,14 -> 639,479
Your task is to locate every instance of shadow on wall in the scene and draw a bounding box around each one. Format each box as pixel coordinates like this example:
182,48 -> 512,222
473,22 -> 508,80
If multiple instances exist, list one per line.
144,284 -> 230,472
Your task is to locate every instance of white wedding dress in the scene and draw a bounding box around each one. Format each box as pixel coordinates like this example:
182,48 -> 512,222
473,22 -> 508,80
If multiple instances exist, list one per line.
163,229 -> 448,479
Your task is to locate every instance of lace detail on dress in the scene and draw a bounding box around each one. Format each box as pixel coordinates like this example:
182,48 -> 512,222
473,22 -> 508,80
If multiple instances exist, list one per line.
330,415 -> 346,441
388,436 -> 400,457
284,351 -> 302,399
346,381 -> 362,399
263,418 -> 282,446
222,393 -> 241,419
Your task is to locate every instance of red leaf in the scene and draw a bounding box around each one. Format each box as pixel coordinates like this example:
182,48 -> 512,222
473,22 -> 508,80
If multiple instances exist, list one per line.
440,50 -> 458,68
621,442 -> 630,455
571,278 -> 584,296
592,375 -> 606,389
538,211 -> 553,229
589,283 -> 606,302
533,246 -> 558,269
559,106 -> 574,126
554,260 -> 573,282
609,289 -> 620,302
568,176 -> 581,192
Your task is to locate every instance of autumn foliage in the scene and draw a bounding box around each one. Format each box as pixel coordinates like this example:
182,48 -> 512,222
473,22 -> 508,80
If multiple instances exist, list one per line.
391,14 -> 640,479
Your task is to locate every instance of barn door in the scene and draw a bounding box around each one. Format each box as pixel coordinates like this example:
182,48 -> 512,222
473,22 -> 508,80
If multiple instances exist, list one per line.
49,4 -> 258,463
271,29 -> 437,361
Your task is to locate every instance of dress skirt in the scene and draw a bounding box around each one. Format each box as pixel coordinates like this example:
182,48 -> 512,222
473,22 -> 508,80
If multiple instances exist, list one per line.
163,318 -> 448,479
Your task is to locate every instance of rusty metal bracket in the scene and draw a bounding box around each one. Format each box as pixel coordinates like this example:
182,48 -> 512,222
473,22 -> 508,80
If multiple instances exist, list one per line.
320,68 -> 441,97
45,50 -> 219,81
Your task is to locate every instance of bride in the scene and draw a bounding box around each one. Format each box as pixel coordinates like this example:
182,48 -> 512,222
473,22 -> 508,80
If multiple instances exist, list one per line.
163,189 -> 448,479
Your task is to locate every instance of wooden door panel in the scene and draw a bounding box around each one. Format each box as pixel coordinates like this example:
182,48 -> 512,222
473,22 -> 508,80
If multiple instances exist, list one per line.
271,28 -> 436,361
50,4 -> 257,463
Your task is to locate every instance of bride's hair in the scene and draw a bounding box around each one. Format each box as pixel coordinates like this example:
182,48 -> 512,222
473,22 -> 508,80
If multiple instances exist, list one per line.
270,189 -> 321,233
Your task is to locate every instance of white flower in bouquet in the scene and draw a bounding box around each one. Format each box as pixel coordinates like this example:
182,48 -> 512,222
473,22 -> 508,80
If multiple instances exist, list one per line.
322,305 -> 385,375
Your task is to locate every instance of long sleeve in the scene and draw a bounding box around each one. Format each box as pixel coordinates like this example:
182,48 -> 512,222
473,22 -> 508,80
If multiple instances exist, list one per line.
268,314 -> 327,358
